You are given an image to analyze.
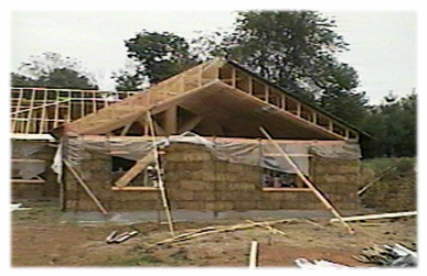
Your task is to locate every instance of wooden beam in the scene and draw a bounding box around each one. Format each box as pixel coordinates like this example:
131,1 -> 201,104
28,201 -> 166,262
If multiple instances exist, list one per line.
163,105 -> 178,135
120,122 -> 133,136
11,88 -> 24,132
64,160 -> 108,215
114,151 -> 155,187
152,118 -> 167,136
179,114 -> 202,133
248,77 -> 253,95
39,89 -> 48,134
259,127 -> 354,234
231,67 -> 236,88
264,85 -> 269,103
312,112 -> 317,124
11,178 -> 45,184
249,241 -> 258,268
112,187 -> 159,191
24,89 -> 36,134
330,211 -> 416,223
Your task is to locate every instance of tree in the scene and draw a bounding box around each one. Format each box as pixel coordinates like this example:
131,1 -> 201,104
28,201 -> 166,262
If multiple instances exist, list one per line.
192,11 -> 368,124
11,52 -> 98,89
113,30 -> 198,90
360,92 -> 416,158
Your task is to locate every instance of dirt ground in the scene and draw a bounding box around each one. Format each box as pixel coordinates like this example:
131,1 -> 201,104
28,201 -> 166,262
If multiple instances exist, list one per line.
11,199 -> 417,267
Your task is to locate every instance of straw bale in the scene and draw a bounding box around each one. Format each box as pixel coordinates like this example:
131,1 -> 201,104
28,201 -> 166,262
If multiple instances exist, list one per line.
216,191 -> 259,201
168,190 -> 194,201
166,151 -> 212,162
256,200 -> 281,210
261,192 -> 297,201
234,200 -> 258,210
192,191 -> 216,201
205,201 -> 234,211
215,182 -> 255,191
179,180 -> 215,191
175,200 -> 205,210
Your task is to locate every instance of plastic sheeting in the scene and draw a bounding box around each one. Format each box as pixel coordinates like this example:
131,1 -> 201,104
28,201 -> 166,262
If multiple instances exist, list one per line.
56,132 -> 361,178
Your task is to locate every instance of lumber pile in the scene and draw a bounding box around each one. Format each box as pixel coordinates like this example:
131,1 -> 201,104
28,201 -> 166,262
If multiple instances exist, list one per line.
354,243 -> 417,267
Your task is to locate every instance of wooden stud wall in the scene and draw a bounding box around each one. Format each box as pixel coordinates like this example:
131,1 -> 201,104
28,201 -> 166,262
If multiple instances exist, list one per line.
10,88 -> 138,134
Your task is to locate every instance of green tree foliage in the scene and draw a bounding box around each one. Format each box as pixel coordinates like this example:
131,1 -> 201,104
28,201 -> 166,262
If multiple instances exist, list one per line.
11,52 -> 98,90
113,30 -> 198,89
361,93 -> 416,158
192,11 -> 368,125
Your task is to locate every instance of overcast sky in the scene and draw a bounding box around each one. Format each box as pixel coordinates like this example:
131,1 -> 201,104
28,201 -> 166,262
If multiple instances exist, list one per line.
11,11 -> 416,104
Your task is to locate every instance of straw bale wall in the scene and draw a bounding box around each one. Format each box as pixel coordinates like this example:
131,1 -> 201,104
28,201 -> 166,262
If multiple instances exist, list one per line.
65,142 -> 361,212
11,140 -> 58,200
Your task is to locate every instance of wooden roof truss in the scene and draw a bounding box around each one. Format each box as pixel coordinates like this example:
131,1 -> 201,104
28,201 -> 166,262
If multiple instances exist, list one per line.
54,58 -> 358,141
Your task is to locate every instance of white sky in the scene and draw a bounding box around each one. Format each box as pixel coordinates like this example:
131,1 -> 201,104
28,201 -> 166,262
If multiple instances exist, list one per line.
11,11 -> 416,104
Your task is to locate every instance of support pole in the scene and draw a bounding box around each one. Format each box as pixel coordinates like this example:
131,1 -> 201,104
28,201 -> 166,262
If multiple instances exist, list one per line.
259,127 -> 355,234
249,241 -> 258,268
146,111 -> 175,236
64,160 -> 108,215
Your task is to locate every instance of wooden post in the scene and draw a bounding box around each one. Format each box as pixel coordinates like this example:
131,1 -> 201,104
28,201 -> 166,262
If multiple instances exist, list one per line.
163,105 -> 178,135
39,89 -> 48,133
146,111 -> 175,236
248,77 -> 253,95
12,88 -> 23,132
259,127 -> 355,234
249,241 -> 258,268
281,95 -> 286,110
25,89 -> 36,134
296,103 -> 301,117
231,67 -> 236,88
67,91 -> 72,122
64,160 -> 108,215
264,85 -> 269,103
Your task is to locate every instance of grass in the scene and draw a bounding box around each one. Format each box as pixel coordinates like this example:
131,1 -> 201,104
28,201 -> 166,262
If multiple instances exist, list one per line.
362,157 -> 415,175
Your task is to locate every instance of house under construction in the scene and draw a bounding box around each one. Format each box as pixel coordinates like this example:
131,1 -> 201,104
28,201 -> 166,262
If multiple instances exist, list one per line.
11,58 -> 365,220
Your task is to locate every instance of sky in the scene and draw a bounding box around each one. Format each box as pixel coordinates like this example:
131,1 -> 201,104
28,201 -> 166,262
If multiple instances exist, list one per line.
10,11 -> 416,105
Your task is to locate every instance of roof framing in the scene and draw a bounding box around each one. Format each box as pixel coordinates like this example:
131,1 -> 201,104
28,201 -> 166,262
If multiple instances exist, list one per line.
58,58 -> 362,141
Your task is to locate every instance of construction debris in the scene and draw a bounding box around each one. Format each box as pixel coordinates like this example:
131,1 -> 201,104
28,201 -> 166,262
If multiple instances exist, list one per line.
11,203 -> 32,211
246,219 -> 287,236
354,244 -> 417,267
329,211 -> 416,223
151,219 -> 297,248
106,231 -> 139,244
295,258 -> 349,268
